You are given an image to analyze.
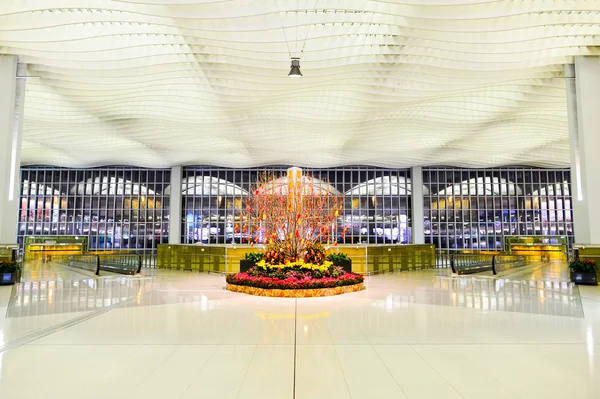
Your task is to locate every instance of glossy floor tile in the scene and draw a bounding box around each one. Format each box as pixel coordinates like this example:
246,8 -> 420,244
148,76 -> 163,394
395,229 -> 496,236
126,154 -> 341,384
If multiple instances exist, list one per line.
0,261 -> 599,398
19,260 -> 93,281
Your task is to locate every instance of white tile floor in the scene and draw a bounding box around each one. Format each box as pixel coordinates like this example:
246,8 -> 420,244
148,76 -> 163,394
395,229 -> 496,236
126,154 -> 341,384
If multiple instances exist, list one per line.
0,262 -> 599,398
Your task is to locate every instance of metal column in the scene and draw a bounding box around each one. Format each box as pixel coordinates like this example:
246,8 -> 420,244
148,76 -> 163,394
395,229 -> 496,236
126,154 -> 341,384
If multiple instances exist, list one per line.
0,56 -> 25,244
168,166 -> 182,244
411,166 -> 425,244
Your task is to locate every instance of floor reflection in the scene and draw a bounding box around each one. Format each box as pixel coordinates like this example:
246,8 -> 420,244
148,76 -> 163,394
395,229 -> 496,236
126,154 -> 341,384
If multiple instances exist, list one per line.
360,264 -> 584,318
430,276 -> 584,318
6,277 -> 155,318
5,262 -> 586,320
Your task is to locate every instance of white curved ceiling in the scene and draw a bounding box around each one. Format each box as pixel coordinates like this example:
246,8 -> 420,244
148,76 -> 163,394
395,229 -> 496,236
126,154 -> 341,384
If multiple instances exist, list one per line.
1,1 -> 596,168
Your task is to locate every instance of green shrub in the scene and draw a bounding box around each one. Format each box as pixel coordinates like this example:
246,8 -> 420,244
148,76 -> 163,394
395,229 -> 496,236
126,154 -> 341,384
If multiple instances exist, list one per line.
0,260 -> 20,274
243,252 -> 264,263
569,258 -> 598,273
326,252 -> 350,265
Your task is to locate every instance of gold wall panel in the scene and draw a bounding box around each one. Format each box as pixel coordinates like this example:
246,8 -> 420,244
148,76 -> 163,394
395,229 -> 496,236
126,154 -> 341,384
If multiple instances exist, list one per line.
157,244 -> 435,274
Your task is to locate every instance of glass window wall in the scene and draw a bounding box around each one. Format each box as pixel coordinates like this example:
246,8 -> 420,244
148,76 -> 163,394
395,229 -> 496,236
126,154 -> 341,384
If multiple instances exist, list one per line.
18,167 -> 170,254
423,167 -> 573,251
17,166 -> 573,254
180,166 -> 414,245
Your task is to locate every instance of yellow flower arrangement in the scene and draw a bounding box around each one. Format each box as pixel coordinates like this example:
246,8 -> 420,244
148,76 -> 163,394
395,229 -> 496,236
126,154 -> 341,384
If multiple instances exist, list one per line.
256,259 -> 333,272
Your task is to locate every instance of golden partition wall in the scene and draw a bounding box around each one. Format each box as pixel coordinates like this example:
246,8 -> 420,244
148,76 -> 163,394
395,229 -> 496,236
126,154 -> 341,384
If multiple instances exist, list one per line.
157,244 -> 226,273
157,244 -> 436,274
326,246 -> 367,274
365,244 -> 436,274
0,245 -> 18,261
574,246 -> 600,262
225,246 -> 263,274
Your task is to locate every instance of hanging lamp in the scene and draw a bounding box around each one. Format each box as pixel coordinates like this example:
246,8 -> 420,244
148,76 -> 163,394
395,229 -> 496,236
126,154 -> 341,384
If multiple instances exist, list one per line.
288,57 -> 302,77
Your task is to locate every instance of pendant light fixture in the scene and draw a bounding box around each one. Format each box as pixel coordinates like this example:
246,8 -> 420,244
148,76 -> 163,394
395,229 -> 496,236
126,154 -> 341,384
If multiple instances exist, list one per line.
274,0 -> 319,77
288,57 -> 302,77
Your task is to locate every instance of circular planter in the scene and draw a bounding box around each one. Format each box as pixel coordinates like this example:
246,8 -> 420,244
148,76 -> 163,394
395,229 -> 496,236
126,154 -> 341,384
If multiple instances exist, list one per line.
226,282 -> 364,298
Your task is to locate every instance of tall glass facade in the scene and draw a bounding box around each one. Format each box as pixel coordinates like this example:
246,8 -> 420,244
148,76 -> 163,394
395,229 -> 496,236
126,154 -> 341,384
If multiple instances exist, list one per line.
181,166 -> 413,245
17,166 -> 574,256
18,167 -> 171,254
423,167 -> 573,251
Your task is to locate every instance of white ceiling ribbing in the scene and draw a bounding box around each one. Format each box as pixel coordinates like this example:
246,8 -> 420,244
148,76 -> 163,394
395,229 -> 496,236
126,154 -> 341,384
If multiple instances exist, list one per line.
0,0 -> 597,168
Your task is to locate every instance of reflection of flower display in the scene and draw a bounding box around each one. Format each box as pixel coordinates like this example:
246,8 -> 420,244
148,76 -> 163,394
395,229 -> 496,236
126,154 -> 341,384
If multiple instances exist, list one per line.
228,283 -> 364,298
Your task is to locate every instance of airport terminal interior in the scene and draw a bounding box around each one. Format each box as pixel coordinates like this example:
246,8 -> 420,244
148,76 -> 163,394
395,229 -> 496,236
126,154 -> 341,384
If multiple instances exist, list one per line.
1,1 -> 600,398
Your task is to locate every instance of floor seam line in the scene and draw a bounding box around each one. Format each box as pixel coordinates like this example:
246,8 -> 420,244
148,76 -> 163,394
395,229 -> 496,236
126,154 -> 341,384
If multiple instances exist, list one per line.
293,298 -> 298,399
371,344 -> 409,399
235,344 -> 258,399
323,310 -> 353,398
331,345 -> 354,399
406,345 -> 466,399
455,347 -> 525,399
134,346 -> 181,389
180,344 -> 219,399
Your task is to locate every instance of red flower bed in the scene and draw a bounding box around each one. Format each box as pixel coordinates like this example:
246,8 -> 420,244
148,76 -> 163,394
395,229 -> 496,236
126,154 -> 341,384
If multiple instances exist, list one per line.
226,271 -> 363,290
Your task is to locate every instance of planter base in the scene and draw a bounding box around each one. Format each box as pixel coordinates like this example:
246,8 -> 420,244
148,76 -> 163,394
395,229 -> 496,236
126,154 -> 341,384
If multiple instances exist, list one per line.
239,260 -> 255,273
570,271 -> 598,285
226,282 -> 364,298
0,272 -> 17,286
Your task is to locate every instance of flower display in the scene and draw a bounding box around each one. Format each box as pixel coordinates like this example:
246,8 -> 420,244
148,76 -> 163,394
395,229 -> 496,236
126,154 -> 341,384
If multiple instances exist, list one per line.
228,260 -> 363,291
303,243 -> 327,265
241,168 -> 343,261
230,167 -> 362,295
226,271 -> 363,290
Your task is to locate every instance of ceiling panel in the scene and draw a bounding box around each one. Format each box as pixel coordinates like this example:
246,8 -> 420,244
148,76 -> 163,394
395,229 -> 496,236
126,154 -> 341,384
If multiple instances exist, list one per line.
1,0 -> 597,168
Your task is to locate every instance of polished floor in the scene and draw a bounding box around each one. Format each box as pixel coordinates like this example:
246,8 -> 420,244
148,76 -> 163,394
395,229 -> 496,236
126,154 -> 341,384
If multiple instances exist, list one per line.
0,261 -> 599,398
